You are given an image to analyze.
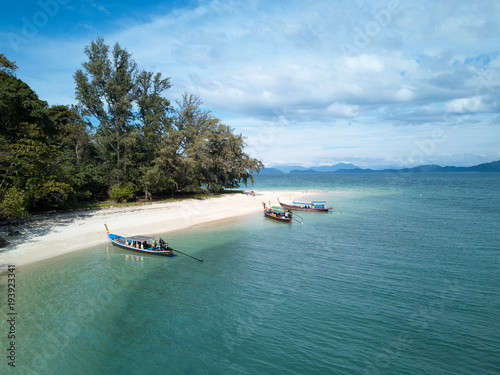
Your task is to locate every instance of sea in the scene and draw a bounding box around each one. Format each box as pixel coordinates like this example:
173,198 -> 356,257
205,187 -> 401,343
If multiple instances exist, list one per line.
1,172 -> 499,374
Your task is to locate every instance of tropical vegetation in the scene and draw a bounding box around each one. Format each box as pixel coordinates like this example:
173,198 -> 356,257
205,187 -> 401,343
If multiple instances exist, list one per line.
0,42 -> 263,219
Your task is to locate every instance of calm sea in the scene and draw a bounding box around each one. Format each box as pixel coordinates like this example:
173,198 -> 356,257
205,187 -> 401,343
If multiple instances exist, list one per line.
1,173 -> 499,374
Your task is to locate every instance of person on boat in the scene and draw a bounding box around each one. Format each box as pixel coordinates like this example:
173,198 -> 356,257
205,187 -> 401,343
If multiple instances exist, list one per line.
159,238 -> 166,250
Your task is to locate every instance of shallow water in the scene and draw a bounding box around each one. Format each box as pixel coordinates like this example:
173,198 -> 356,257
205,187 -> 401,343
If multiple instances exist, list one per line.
1,173 -> 499,374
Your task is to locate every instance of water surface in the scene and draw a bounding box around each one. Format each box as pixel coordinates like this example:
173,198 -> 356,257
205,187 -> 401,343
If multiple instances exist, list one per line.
1,173 -> 499,374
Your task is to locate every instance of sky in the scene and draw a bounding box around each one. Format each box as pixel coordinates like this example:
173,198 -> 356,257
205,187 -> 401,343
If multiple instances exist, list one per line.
1,0 -> 499,169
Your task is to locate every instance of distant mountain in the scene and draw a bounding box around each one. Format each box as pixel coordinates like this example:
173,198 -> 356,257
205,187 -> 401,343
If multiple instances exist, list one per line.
257,160 -> 500,174
259,167 -> 284,174
289,169 -> 319,174
270,163 -> 359,174
271,165 -> 306,173
334,160 -> 500,173
468,160 -> 500,172
312,163 -> 358,172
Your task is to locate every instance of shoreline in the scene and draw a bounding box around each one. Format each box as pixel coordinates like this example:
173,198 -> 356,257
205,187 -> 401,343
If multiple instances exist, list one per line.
0,190 -> 304,271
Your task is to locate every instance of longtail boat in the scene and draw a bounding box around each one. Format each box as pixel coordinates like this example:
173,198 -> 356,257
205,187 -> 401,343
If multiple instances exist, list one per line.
262,202 -> 293,223
278,198 -> 332,212
105,224 -> 175,256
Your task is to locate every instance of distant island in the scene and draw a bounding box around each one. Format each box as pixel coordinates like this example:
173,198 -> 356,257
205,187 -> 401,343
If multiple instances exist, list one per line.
259,160 -> 500,174
259,163 -> 358,174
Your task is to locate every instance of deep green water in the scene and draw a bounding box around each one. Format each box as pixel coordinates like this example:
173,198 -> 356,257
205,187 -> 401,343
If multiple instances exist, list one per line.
1,173 -> 499,374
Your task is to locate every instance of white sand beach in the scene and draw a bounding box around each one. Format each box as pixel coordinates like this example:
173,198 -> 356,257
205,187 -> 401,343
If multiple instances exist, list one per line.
0,190 -> 304,269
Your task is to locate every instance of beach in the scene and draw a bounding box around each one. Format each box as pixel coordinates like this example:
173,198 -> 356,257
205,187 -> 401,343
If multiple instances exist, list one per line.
0,190 -> 303,270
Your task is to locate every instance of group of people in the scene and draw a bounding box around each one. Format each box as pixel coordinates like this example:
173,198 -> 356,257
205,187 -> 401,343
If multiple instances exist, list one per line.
125,238 -> 169,251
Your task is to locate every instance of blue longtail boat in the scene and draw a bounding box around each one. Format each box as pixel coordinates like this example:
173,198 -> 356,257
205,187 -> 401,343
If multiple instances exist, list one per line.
105,224 -> 175,256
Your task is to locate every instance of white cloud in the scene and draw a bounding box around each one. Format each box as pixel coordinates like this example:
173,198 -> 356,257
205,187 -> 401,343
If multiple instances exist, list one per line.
444,96 -> 485,113
342,54 -> 384,72
395,86 -> 415,102
2,0 -> 500,167
327,102 -> 359,117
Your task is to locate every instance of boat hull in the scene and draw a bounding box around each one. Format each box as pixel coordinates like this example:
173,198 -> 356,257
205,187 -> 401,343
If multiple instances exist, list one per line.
107,233 -> 175,256
264,211 -> 292,222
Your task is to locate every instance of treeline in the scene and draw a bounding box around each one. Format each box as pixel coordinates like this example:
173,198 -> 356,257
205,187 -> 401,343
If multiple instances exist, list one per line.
0,40 -> 262,219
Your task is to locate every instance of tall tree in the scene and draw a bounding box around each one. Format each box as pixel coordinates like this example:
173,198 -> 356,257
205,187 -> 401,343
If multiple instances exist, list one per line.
203,123 -> 263,191
74,39 -> 172,197
154,93 -> 263,193
74,38 -> 137,186
136,70 -> 172,199
136,70 -> 172,164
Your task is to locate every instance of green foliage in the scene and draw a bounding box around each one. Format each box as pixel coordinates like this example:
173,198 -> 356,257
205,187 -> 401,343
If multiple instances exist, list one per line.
109,183 -> 136,203
10,123 -> 73,209
74,38 -> 172,188
0,54 -> 18,75
162,93 -> 264,193
47,105 -> 91,163
203,123 -> 264,190
0,49 -> 264,219
0,186 -> 28,219
0,122 -> 73,216
74,38 -> 136,186
0,71 -> 54,142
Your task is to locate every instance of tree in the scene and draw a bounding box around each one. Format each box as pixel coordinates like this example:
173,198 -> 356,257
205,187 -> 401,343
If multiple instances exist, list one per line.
74,38 -> 137,186
170,94 -> 217,191
46,105 -> 107,202
0,70 -> 55,142
0,69 -> 74,218
0,123 -> 73,218
74,39 -> 173,197
136,70 -> 172,199
0,54 -> 18,75
154,93 -> 263,194
136,70 -> 172,164
203,124 -> 263,192
47,105 -> 91,164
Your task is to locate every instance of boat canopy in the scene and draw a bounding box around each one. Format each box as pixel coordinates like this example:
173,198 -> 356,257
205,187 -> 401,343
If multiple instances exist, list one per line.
292,201 -> 325,205
270,206 -> 285,211
126,235 -> 153,241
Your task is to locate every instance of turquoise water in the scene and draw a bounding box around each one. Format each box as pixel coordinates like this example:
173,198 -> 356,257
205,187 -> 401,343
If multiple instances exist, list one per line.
1,173 -> 499,374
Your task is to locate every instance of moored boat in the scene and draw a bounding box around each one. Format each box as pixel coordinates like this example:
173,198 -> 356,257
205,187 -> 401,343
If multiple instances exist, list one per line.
105,224 -> 175,256
278,198 -> 332,212
263,202 -> 293,222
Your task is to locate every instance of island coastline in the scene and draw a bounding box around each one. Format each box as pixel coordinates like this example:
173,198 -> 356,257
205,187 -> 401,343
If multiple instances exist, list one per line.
0,190 -> 304,271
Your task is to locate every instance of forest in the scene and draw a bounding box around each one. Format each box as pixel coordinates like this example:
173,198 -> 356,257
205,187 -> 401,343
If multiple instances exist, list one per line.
0,39 -> 263,219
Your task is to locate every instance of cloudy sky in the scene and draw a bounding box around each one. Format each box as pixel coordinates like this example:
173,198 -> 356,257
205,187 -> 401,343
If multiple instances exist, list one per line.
1,0 -> 499,168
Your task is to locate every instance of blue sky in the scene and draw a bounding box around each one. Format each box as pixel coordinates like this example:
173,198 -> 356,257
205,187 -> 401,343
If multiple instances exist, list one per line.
1,0 -> 499,168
